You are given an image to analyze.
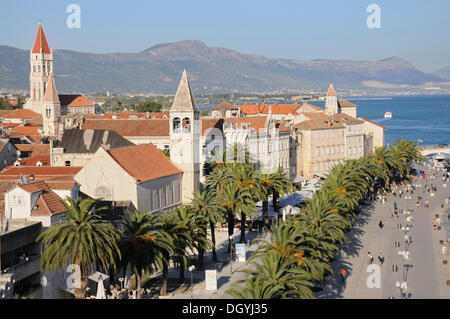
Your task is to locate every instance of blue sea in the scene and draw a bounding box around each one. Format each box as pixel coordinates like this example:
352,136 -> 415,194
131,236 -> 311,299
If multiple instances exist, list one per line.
334,95 -> 450,146
201,94 -> 450,147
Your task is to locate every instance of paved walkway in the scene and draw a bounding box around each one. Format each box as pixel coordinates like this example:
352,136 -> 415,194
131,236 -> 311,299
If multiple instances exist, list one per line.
160,228 -> 269,299
318,163 -> 450,299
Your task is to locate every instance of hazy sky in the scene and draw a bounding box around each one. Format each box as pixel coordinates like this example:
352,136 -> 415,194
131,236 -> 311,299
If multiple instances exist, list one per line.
1,0 -> 449,72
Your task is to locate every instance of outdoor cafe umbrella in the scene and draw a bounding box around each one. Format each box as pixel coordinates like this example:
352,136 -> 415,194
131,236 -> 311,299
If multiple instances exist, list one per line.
96,275 -> 106,299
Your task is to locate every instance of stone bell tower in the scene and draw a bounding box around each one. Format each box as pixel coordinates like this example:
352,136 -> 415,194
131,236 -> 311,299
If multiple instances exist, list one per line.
169,69 -> 200,203
24,21 -> 54,114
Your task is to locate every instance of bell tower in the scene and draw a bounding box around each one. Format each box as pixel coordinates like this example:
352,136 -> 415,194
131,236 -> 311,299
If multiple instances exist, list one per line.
42,73 -> 61,137
325,83 -> 339,115
169,69 -> 200,203
24,21 -> 53,114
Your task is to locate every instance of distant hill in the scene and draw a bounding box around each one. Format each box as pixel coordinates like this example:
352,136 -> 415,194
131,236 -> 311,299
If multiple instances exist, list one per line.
0,41 -> 446,94
432,66 -> 450,81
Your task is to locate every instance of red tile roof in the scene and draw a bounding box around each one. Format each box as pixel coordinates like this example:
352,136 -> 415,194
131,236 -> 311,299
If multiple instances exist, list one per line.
58,94 -> 93,107
240,104 -> 302,115
107,144 -> 182,183
3,109 -> 40,119
338,99 -> 358,108
102,112 -> 169,119
16,155 -> 50,167
0,166 -> 82,181
11,126 -> 40,136
359,117 -> 385,129
31,191 -> 66,216
32,22 -> 51,54
16,144 -> 50,157
83,119 -> 170,137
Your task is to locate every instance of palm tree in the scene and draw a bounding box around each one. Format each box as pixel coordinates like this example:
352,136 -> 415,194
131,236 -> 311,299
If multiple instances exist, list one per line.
167,206 -> 197,283
189,191 -> 216,269
159,209 -> 194,295
37,197 -> 121,299
228,250 -> 315,299
270,168 -> 296,219
118,210 -> 172,299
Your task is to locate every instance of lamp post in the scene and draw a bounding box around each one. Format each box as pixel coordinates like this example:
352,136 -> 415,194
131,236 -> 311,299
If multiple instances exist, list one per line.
398,250 -> 409,282
118,277 -> 124,290
188,265 -> 195,299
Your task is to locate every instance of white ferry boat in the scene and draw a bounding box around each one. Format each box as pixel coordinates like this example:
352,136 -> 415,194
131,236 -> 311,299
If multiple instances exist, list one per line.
384,112 -> 392,119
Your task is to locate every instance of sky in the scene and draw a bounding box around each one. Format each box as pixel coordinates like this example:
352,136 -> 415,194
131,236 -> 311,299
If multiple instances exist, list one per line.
1,0 -> 449,73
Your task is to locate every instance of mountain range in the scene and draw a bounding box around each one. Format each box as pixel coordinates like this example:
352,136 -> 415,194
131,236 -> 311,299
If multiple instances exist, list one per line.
0,40 -> 447,94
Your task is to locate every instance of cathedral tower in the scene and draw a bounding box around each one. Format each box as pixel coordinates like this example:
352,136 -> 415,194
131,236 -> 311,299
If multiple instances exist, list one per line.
169,70 -> 200,203
24,21 -> 53,114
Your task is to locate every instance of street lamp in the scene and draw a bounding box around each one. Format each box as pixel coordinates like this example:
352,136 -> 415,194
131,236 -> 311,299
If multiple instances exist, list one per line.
188,265 -> 196,299
398,250 -> 409,282
395,280 -> 408,299
401,226 -> 411,250
118,277 -> 124,290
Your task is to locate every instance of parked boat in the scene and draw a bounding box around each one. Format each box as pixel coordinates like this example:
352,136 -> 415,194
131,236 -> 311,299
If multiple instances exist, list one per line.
384,112 -> 392,119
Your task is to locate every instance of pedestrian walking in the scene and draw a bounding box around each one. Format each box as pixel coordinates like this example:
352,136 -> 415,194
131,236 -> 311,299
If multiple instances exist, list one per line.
378,219 -> 384,229
339,267 -> 347,283
368,252 -> 374,264
378,250 -> 384,265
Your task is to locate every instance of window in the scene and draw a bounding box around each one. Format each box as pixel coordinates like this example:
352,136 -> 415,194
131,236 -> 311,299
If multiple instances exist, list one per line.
316,148 -> 320,156
348,148 -> 352,154
65,161 -> 71,166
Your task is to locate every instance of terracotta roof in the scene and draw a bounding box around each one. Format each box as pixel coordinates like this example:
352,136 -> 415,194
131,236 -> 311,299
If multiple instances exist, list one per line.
107,144 -> 182,183
102,112 -> 169,119
16,144 -> 50,157
31,22 -> 51,54
224,116 -> 269,131
201,118 -> 223,135
338,99 -> 357,108
299,102 -> 323,111
10,126 -> 40,136
327,83 -> 337,97
58,94 -> 93,107
211,101 -> 236,111
0,110 -> 13,118
331,113 -> 364,124
16,155 -> 50,167
294,113 -> 345,131
3,109 -> 40,119
359,117 -> 385,129
83,119 -> 170,137
31,190 -> 66,216
45,176 -> 78,190
0,166 -> 82,181
18,180 -> 48,193
240,104 -> 301,115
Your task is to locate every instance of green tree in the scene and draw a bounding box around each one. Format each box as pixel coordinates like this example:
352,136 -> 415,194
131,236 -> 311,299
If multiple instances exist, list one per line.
134,100 -> 163,113
37,197 -> 121,299
118,210 -> 172,299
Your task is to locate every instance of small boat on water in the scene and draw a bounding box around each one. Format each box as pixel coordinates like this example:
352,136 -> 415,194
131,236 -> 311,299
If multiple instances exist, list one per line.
384,112 -> 392,119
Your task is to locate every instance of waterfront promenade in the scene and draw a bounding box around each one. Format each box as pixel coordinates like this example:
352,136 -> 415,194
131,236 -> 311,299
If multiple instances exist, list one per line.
318,163 -> 450,299
165,163 -> 450,299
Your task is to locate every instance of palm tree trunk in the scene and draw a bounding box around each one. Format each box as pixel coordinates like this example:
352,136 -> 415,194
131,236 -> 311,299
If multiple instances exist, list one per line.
198,225 -> 207,270
161,253 -> 169,296
136,271 -> 142,299
210,221 -> 218,262
179,259 -> 185,283
262,199 -> 269,224
74,277 -> 87,299
227,210 -> 235,253
240,213 -> 246,244
273,190 -> 280,220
